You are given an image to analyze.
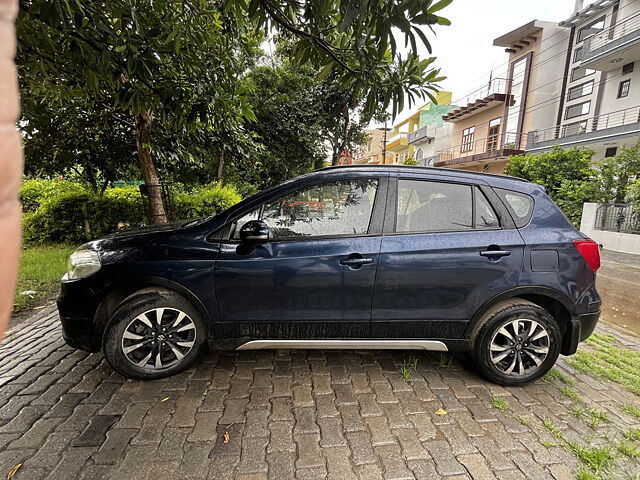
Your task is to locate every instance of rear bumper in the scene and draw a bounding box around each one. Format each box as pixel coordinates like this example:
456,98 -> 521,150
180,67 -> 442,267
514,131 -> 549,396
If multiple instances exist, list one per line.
561,310 -> 600,356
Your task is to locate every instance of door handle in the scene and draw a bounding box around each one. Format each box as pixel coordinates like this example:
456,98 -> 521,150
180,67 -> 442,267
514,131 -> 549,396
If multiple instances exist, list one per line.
340,257 -> 374,266
480,249 -> 511,258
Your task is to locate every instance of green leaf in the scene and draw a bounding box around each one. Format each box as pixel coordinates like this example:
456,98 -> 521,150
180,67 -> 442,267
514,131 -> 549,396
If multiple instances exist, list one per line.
428,0 -> 454,13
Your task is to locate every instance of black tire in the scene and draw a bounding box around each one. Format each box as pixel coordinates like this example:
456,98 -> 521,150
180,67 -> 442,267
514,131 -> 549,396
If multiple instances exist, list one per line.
103,289 -> 208,380
471,298 -> 561,386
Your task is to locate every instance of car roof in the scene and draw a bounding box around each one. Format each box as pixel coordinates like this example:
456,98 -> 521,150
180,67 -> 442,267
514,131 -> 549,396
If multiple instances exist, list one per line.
313,164 -> 530,185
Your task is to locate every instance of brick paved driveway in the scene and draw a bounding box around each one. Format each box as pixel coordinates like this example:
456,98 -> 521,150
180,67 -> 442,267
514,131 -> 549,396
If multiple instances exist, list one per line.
0,306 -> 639,480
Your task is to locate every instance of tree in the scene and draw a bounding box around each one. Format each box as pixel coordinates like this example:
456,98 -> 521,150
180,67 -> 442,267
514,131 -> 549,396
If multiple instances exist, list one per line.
18,0 -> 449,222
594,142 -> 640,203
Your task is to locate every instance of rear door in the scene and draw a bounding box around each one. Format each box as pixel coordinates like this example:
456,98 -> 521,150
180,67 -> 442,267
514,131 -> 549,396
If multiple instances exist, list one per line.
371,175 -> 525,340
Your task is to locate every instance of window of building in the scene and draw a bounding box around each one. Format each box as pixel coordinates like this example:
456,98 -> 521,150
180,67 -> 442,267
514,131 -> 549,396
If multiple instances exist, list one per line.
604,147 -> 618,158
563,121 -> 588,137
567,80 -> 594,101
415,148 -> 423,162
396,181 -> 499,233
486,118 -> 501,152
622,62 -> 634,74
461,126 -> 475,152
571,66 -> 596,82
618,79 -> 630,98
565,101 -> 591,119
232,179 -> 378,239
573,47 -> 583,62
578,16 -> 605,42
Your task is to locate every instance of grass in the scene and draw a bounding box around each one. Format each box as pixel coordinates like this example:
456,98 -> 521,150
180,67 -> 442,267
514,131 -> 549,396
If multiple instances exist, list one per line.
620,403 -> 640,420
14,245 -> 74,311
543,368 -> 577,386
625,428 -> 640,442
439,354 -> 453,368
617,441 -> 640,459
558,385 -> 583,403
585,408 -> 611,429
399,366 -> 412,382
399,357 -> 419,383
516,416 -> 531,426
566,332 -> 640,396
543,419 -> 564,439
490,396 -> 510,411
567,443 -> 616,474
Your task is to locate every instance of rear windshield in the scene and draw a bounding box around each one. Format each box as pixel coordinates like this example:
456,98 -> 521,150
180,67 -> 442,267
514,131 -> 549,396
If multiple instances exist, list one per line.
495,188 -> 534,228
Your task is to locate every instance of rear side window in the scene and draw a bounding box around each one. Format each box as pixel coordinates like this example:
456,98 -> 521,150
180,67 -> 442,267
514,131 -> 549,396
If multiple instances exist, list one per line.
495,188 -> 534,228
396,180 -> 500,233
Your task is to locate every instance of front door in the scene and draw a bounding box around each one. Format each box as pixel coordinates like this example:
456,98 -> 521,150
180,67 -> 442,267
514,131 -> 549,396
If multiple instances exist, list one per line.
372,176 -> 525,340
214,177 -> 386,340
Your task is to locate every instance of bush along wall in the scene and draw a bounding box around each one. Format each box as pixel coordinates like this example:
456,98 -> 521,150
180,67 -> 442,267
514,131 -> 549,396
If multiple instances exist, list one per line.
22,180 -> 242,244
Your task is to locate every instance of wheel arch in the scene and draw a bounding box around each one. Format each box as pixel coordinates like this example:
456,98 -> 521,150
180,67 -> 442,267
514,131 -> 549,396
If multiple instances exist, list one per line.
466,287 -> 575,353
92,276 -> 213,347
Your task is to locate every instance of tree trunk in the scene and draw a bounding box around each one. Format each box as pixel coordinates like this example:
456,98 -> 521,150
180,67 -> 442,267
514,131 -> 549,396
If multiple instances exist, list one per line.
217,148 -> 225,183
135,112 -> 167,224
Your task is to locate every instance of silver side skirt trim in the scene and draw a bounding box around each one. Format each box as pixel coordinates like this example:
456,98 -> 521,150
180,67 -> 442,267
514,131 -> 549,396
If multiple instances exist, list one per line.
236,339 -> 448,351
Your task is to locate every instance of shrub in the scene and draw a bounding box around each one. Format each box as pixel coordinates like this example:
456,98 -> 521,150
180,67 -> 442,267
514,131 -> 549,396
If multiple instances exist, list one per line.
173,182 -> 242,219
20,178 -> 85,212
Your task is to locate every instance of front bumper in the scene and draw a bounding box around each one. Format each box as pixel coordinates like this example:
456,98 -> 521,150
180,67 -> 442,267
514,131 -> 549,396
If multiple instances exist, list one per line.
57,279 -> 100,352
561,310 -> 600,356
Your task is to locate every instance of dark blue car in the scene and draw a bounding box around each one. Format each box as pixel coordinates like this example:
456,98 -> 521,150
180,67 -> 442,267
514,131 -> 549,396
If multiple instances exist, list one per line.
57,165 -> 601,384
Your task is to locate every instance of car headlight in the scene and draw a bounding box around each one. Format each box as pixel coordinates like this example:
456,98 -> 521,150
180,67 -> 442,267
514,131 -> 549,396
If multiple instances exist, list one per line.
64,249 -> 101,280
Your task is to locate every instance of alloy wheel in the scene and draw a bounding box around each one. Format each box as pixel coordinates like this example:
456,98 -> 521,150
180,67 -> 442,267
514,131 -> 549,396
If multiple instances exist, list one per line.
121,307 -> 196,370
489,318 -> 550,376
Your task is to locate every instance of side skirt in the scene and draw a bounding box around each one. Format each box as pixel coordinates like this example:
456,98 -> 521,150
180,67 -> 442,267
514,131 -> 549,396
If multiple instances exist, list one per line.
235,339 -> 449,351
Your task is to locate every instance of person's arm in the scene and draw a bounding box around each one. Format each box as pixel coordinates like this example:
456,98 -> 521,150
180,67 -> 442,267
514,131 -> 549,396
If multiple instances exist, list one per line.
0,0 -> 22,342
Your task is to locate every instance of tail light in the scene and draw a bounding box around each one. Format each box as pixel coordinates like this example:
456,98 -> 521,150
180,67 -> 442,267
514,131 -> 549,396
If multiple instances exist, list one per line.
573,239 -> 601,272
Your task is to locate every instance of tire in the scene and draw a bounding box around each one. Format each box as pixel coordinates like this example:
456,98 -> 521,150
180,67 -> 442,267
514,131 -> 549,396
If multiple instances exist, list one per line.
471,298 -> 561,386
103,289 -> 208,380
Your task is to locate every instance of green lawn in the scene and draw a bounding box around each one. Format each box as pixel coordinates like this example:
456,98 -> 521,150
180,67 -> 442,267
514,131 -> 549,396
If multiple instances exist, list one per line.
14,245 -> 75,311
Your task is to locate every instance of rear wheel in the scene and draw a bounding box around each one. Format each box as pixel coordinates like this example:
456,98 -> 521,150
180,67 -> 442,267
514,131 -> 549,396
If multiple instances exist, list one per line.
103,290 -> 208,379
472,299 -> 561,385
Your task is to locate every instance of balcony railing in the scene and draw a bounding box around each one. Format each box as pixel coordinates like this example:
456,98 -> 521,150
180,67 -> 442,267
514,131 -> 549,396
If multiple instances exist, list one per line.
585,12 -> 640,52
528,105 -> 640,145
433,132 -> 527,166
452,78 -> 510,108
408,126 -> 430,144
387,132 -> 408,145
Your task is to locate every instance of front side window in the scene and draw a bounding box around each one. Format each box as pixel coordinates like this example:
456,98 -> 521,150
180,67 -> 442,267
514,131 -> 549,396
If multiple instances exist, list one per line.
233,179 -> 378,240
396,180 -> 499,233
461,126 -> 475,153
565,101 -> 591,119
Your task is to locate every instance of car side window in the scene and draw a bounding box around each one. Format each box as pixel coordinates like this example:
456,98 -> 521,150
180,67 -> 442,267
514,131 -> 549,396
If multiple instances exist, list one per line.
232,179 -> 378,240
396,180 -> 500,233
495,188 -> 534,228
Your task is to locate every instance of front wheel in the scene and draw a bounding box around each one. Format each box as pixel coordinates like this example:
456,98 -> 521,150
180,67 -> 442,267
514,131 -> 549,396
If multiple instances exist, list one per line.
103,290 -> 208,380
472,299 -> 561,385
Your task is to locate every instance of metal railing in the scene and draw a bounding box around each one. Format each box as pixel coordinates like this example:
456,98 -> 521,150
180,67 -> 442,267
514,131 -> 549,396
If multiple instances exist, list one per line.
433,131 -> 527,166
408,126 -> 430,144
452,78 -> 510,108
586,12 -> 640,52
529,105 -> 640,144
594,203 -> 640,235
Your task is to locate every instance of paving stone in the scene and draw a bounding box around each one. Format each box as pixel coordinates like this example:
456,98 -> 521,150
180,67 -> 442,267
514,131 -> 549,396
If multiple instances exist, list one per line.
155,426 -> 190,461
382,402 -> 412,429
219,398 -> 248,425
338,404 -> 366,432
237,437 -> 269,474
547,463 -> 577,480
20,373 -> 64,395
315,393 -> 339,418
318,417 -> 346,447
332,383 -> 356,406
199,388 -> 226,412
29,381 -> 73,406
470,436 -> 515,471
355,463 -> 384,480
252,370 -> 272,388
508,451 -> 554,480
461,398 -> 498,423
272,377 -> 293,397
56,403 -> 102,433
168,397 -> 203,428
294,406 -> 319,435
324,446 -> 357,480
329,366 -> 349,384
47,446 -> 97,480
350,373 -> 371,394
267,421 -> 295,453
312,374 -> 332,395
93,428 -> 137,464
296,466 -> 328,480
295,434 -> 324,469
244,408 -> 270,437
375,444 -> 414,480
407,458 -> 439,479
364,365 -> 387,384
113,402 -> 152,430
210,423 -> 244,458
424,440 -> 466,476
438,423 -> 477,455
270,397 -> 294,421
294,385 -> 315,407
206,454 -> 240,479
248,386 -> 272,408
0,404 -> 48,433
365,416 -> 396,446
267,451 -> 295,479
188,411 -> 222,442
7,416 -> 63,450
357,392 -> 383,417
371,381 -> 398,404
72,414 -> 119,446
346,430 -> 376,465
228,379 -> 252,399
458,453 -> 498,480
393,427 -> 429,460
0,394 -> 39,421
395,390 -> 424,414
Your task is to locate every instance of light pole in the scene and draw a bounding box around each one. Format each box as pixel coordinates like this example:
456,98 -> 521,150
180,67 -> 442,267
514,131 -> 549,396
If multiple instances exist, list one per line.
381,121 -> 392,164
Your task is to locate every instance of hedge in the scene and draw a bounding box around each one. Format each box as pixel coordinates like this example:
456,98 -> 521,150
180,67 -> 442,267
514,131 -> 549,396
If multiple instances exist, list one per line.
22,180 -> 242,244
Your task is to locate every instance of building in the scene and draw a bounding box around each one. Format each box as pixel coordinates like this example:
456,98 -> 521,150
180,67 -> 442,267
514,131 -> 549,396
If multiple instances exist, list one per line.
525,0 -> 640,160
353,128 -> 388,164
385,91 -> 454,164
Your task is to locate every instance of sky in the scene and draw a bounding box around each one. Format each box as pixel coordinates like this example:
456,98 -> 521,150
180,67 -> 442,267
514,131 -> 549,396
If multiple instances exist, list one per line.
388,0 -> 577,125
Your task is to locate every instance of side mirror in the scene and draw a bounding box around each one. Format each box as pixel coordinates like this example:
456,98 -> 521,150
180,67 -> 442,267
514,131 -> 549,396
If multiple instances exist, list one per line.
239,220 -> 269,243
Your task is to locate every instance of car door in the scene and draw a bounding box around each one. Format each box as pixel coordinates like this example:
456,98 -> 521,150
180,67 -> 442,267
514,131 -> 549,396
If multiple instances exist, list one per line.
371,175 -> 524,340
213,175 -> 387,340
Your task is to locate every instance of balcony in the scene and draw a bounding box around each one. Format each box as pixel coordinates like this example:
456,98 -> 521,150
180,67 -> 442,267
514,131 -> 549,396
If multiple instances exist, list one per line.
582,13 -> 640,72
433,132 -> 526,168
408,126 -> 431,144
386,132 -> 408,152
526,105 -> 640,152
442,79 -> 512,123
